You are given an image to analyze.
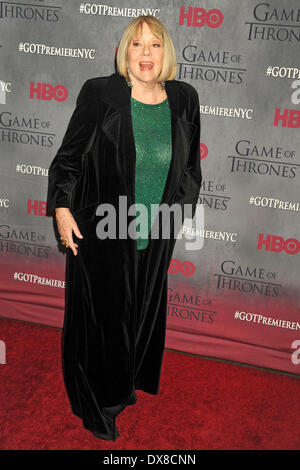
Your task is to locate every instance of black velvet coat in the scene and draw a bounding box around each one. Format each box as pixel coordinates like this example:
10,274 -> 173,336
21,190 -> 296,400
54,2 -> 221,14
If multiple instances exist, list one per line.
47,71 -> 202,440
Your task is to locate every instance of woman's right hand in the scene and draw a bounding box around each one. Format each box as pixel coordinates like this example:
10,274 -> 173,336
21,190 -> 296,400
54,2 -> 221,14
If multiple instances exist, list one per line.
55,207 -> 83,256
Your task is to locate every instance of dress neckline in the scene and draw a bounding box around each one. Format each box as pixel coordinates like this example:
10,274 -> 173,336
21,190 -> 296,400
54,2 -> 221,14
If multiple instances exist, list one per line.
130,96 -> 168,107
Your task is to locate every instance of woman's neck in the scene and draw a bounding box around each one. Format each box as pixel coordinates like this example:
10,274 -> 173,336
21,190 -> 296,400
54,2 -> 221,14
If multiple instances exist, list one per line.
130,81 -> 167,105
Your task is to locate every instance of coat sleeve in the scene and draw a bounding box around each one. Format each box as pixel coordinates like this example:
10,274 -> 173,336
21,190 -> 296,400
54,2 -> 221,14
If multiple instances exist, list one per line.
175,85 -> 202,220
46,79 -> 97,213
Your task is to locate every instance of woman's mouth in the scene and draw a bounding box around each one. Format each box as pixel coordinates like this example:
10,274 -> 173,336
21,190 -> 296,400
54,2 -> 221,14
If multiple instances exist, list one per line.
139,61 -> 154,71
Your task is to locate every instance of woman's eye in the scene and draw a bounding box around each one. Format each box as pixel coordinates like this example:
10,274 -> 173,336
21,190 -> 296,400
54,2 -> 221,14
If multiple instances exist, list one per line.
132,42 -> 160,47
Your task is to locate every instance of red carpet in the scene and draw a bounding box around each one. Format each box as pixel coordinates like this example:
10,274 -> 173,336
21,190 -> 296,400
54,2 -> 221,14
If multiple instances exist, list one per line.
0,317 -> 299,450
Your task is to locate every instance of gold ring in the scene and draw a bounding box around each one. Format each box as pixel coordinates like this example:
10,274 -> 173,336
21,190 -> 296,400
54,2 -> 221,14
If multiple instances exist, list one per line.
60,236 -> 68,247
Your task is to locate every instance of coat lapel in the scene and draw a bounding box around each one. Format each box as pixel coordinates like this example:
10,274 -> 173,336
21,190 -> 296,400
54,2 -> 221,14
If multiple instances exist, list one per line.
102,72 -> 197,205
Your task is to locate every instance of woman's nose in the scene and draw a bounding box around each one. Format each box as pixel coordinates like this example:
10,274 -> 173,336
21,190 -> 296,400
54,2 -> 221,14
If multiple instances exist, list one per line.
142,45 -> 151,55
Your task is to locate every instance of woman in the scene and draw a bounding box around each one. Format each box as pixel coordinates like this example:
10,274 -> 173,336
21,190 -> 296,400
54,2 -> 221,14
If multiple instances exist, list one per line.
47,15 -> 202,441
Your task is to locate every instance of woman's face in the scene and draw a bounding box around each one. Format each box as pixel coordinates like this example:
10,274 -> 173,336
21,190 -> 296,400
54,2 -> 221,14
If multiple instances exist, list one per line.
126,22 -> 164,86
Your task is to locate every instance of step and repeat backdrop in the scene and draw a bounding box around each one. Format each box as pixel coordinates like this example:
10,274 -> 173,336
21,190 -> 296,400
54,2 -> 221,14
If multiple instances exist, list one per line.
1,0 -> 300,375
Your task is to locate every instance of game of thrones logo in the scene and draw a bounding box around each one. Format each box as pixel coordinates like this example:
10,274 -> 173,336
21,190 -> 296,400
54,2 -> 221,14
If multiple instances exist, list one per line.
246,3 -> 300,42
214,260 -> 281,297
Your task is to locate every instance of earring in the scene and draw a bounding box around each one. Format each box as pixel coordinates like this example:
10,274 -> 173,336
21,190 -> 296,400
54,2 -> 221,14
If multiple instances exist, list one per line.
126,63 -> 133,88
160,81 -> 165,90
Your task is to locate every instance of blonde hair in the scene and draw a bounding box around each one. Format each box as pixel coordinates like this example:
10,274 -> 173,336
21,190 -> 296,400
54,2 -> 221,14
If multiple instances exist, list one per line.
116,15 -> 177,83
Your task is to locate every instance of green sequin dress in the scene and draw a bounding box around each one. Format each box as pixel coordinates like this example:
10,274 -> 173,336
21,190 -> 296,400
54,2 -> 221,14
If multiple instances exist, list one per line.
130,96 -> 172,250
